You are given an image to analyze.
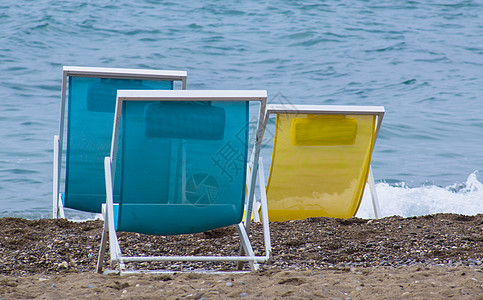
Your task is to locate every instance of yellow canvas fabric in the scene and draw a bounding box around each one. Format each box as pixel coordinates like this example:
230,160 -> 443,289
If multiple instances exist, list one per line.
265,113 -> 376,221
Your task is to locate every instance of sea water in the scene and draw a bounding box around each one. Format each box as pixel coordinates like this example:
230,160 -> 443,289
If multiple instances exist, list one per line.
0,0 -> 481,219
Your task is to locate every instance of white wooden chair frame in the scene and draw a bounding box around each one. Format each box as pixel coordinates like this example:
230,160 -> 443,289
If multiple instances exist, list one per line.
253,104 -> 385,219
97,90 -> 271,274
53,66 -> 187,219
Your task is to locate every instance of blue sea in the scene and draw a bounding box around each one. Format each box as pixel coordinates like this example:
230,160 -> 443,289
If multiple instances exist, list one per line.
0,0 -> 481,219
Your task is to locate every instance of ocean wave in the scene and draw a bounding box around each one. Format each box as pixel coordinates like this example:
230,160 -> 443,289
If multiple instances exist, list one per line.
357,171 -> 483,219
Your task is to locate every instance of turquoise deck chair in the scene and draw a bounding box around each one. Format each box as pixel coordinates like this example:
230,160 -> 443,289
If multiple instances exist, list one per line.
53,66 -> 187,218
96,90 -> 271,274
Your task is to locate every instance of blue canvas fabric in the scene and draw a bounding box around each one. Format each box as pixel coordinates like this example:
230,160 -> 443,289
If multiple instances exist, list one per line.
115,100 -> 249,235
64,76 -> 173,213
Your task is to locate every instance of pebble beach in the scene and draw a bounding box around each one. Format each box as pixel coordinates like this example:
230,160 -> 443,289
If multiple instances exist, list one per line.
0,213 -> 481,299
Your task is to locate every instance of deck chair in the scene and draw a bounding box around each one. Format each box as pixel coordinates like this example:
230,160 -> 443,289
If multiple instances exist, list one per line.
256,104 -> 385,222
96,90 -> 271,274
53,66 -> 187,219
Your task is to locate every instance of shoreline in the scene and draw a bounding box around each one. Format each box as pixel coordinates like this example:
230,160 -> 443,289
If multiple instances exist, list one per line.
0,213 -> 481,298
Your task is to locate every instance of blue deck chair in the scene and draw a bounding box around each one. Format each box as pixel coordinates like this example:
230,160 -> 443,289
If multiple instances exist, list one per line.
53,66 -> 187,218
96,90 -> 271,274
254,104 -> 385,221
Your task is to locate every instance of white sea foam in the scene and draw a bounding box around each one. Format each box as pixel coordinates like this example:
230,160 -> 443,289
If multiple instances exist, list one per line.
357,171 -> 483,219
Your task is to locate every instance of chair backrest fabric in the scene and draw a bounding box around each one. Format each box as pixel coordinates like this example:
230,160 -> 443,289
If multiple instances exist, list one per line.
64,77 -> 173,213
115,100 -> 249,235
266,113 -> 376,221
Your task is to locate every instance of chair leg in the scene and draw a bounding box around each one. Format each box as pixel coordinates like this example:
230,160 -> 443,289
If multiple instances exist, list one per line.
257,160 -> 272,259
52,135 -> 65,219
368,166 -> 381,219
96,227 -> 107,273
236,223 -> 247,270
53,135 -> 59,219
252,201 -> 261,222
235,222 -> 259,271
96,207 -> 108,273
119,262 -> 126,274
57,195 -> 65,219
238,157 -> 270,270
237,248 -> 246,270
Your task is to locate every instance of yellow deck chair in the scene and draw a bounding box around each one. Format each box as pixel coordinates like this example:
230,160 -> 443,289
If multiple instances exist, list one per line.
257,104 -> 384,221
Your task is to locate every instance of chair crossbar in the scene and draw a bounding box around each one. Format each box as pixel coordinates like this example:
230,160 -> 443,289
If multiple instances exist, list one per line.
119,256 -> 268,263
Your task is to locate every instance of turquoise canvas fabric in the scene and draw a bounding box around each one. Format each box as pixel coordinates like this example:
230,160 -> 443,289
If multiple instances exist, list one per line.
115,100 -> 249,235
64,77 -> 173,213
